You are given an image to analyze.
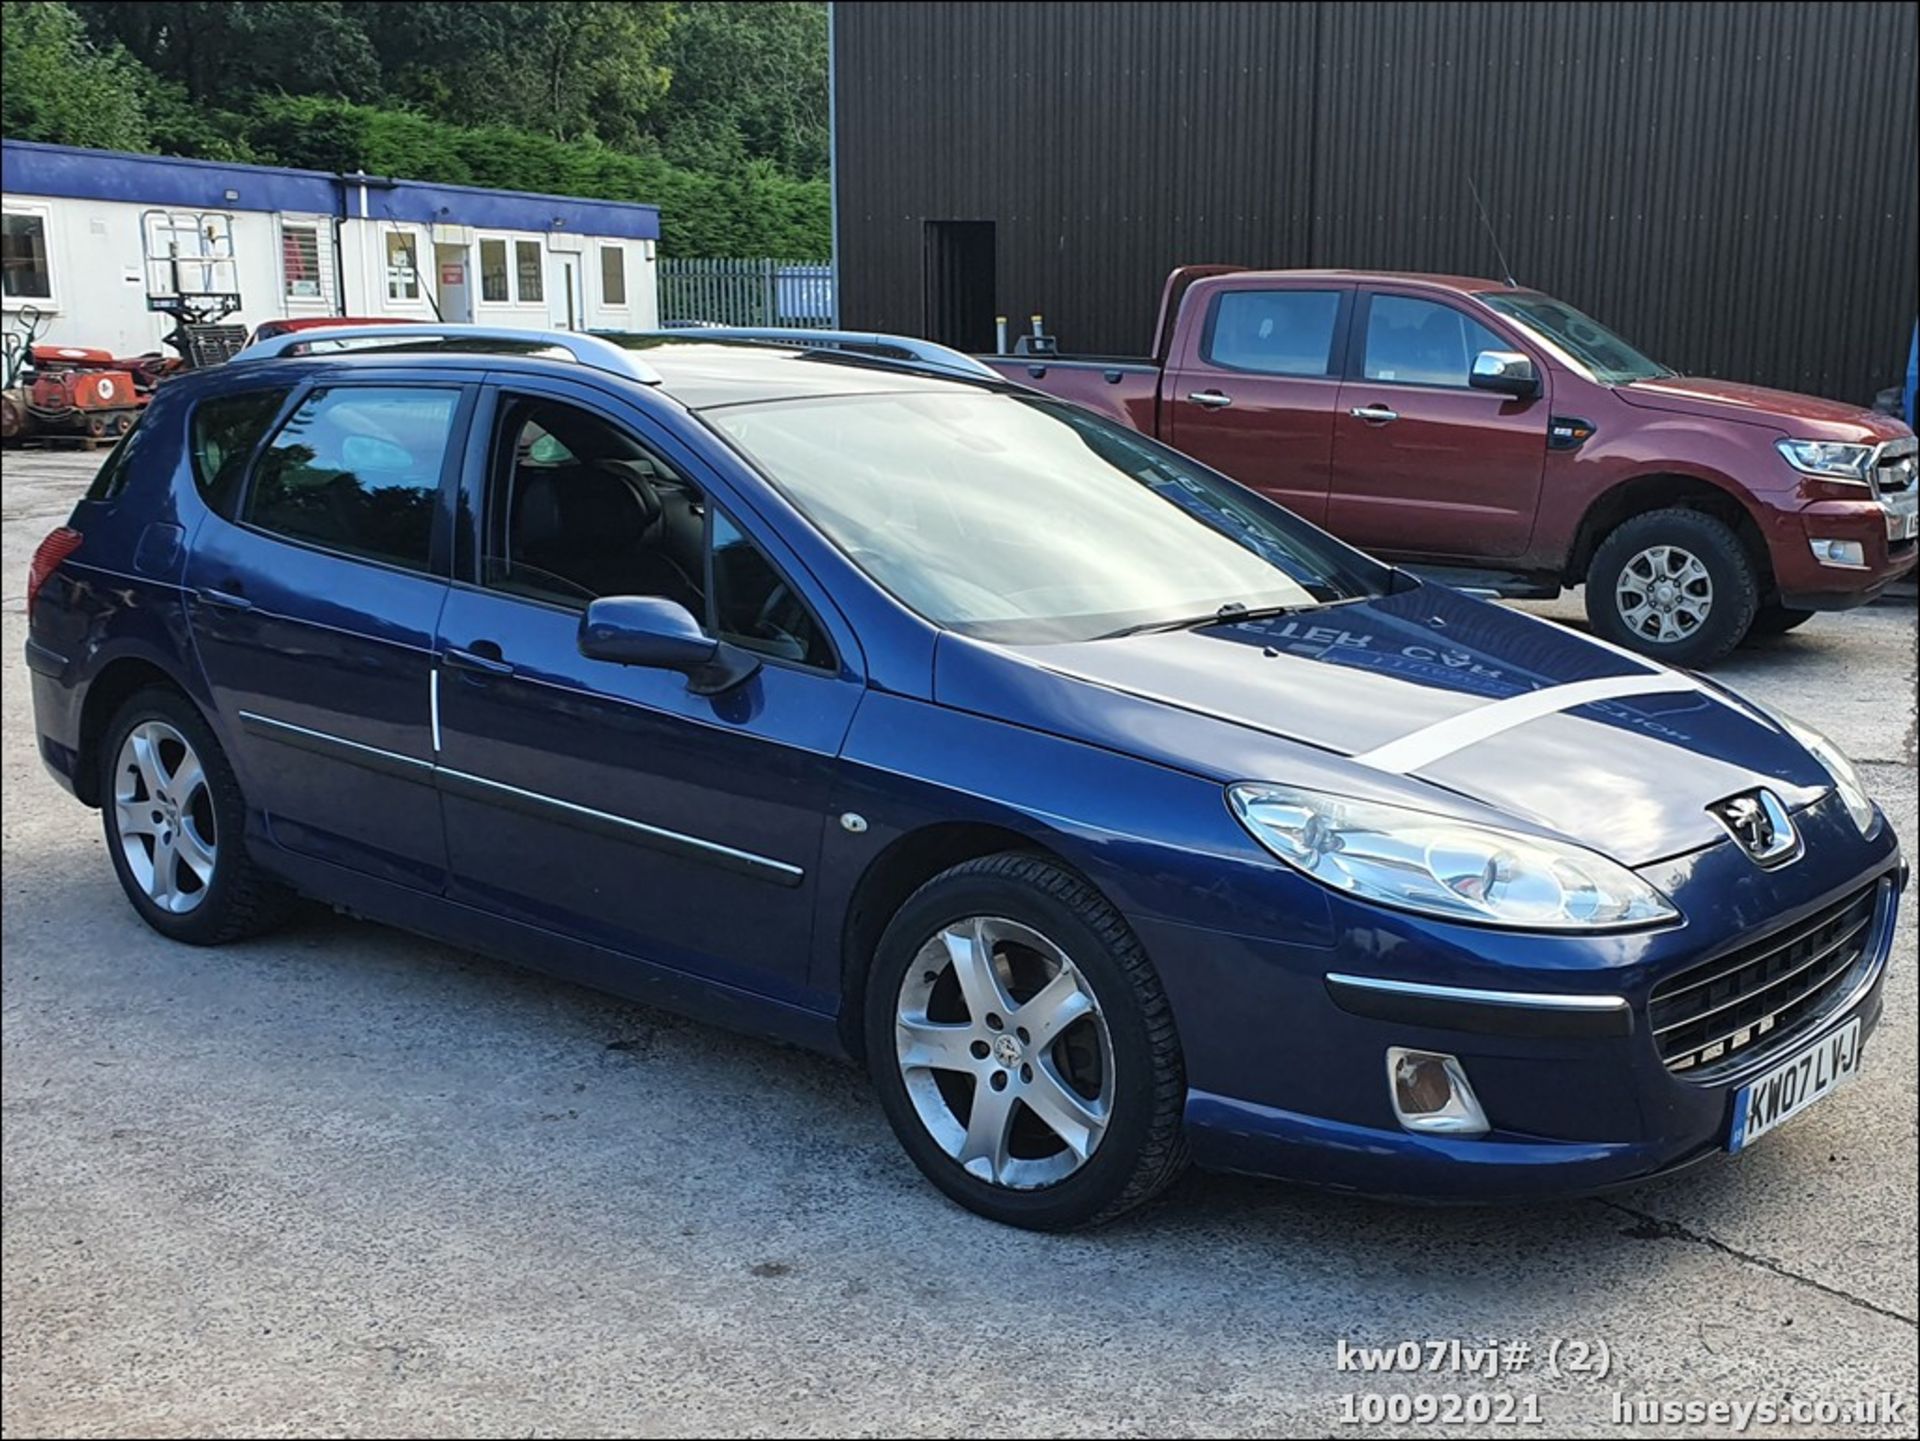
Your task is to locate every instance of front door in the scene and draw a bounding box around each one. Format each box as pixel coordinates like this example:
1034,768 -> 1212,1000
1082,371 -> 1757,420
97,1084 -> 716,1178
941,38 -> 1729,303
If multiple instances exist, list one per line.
430,378 -> 864,1007
183,376 -> 471,891
1163,283 -> 1353,524
1328,290 -> 1549,559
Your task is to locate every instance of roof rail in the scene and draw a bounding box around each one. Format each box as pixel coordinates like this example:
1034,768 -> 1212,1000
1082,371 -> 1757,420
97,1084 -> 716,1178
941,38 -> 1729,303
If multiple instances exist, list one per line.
620,327 -> 999,380
228,324 -> 662,385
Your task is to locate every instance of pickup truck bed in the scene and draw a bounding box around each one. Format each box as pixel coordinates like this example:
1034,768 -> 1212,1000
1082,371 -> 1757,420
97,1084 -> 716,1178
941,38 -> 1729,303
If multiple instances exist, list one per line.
980,355 -> 1158,431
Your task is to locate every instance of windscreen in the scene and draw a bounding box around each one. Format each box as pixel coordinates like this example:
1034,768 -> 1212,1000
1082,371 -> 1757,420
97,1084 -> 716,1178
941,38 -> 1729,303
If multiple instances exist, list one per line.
706,390 -> 1390,644
1477,291 -> 1672,385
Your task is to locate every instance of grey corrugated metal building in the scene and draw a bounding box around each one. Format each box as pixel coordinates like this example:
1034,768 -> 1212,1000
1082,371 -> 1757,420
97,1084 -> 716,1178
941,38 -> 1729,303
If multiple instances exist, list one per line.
832,1 -> 1918,403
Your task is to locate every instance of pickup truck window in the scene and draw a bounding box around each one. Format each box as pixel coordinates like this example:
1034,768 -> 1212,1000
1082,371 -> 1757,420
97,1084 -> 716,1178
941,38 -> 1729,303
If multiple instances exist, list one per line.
1362,295 -> 1506,389
708,391 -> 1389,645
1477,290 -> 1672,385
1204,290 -> 1342,376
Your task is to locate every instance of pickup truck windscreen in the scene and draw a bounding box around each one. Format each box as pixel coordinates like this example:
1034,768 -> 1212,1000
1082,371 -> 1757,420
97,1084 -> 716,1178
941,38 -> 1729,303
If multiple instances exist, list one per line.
1477,290 -> 1674,385
707,391 -> 1390,644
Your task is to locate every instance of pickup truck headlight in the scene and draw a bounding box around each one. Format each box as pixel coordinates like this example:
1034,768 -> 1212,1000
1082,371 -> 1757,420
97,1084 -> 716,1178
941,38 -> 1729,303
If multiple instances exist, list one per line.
1756,704 -> 1879,837
1228,783 -> 1677,930
1775,439 -> 1875,483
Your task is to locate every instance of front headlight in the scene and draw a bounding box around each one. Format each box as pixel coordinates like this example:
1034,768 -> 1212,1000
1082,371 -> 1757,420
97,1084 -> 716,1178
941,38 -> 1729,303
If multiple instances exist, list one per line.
1757,704 -> 1879,837
1775,438 -> 1875,483
1227,783 -> 1678,931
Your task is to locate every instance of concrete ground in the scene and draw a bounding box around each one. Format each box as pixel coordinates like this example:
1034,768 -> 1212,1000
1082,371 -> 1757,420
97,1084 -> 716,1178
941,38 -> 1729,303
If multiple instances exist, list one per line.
3,448 -> 1915,1438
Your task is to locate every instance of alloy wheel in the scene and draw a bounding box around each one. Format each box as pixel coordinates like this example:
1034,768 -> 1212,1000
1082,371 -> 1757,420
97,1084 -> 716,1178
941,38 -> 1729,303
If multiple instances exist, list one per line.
1616,543 -> 1714,644
113,720 -> 217,914
894,914 -> 1115,1189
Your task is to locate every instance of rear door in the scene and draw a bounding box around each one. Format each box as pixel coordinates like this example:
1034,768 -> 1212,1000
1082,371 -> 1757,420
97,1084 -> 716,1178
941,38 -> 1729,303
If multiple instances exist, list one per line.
1328,289 -> 1549,559
183,373 -> 469,892
1163,282 -> 1352,524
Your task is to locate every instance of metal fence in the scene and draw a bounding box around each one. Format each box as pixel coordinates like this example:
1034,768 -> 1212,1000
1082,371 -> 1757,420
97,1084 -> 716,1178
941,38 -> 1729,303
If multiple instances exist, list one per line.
658,259 -> 835,329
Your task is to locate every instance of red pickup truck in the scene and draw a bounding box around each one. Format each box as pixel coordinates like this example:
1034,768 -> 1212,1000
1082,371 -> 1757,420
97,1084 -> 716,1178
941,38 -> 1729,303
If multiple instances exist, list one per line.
985,268 -> 1918,664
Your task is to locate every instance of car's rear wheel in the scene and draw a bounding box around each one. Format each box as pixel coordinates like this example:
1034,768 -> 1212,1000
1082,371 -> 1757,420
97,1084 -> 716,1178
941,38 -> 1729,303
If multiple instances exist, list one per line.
865,852 -> 1187,1230
1586,508 -> 1758,666
99,688 -> 295,944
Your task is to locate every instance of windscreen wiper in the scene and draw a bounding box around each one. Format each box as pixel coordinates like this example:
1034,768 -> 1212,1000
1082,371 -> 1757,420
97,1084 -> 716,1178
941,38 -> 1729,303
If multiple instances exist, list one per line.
1098,601 -> 1310,640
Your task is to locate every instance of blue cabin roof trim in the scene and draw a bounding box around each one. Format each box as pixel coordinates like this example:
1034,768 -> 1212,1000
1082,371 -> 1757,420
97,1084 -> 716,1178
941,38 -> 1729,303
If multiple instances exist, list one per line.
0,140 -> 661,242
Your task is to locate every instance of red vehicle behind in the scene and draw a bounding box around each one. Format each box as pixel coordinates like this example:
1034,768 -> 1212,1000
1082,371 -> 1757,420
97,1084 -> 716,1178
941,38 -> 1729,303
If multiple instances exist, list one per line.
986,268 -> 1918,664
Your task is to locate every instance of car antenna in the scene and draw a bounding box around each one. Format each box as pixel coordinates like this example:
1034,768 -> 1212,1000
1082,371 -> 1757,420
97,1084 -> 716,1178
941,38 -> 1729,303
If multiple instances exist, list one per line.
1468,176 -> 1518,288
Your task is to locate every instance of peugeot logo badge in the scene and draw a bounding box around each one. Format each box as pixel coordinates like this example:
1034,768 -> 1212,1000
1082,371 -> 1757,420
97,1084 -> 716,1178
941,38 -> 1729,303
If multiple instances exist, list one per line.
1709,789 -> 1800,868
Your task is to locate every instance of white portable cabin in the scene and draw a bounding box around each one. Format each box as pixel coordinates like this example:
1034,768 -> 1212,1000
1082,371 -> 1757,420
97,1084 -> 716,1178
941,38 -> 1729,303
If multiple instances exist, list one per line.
1,140 -> 661,357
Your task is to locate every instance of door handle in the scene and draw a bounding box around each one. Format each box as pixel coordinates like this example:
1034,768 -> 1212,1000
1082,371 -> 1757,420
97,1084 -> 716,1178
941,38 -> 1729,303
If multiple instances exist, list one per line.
1187,389 -> 1234,410
443,644 -> 514,677
195,586 -> 254,612
1349,405 -> 1400,424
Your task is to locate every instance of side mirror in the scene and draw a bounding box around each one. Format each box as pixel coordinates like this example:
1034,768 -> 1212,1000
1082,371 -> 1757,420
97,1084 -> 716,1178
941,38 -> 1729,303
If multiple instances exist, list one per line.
1469,349 -> 1539,398
577,595 -> 760,695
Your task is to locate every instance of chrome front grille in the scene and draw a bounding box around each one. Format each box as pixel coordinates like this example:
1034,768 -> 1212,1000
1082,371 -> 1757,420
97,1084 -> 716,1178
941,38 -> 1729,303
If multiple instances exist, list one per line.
1650,882 -> 1880,1076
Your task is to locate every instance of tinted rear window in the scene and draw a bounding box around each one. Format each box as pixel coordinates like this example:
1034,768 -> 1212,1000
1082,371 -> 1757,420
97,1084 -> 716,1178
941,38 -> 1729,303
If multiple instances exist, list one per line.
1204,290 -> 1343,376
244,386 -> 459,572
190,388 -> 291,517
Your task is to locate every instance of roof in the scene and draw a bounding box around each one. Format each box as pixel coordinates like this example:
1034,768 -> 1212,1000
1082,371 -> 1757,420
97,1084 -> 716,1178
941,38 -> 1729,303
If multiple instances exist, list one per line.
611,338 -> 993,410
0,139 -> 660,242
1204,268 -> 1511,296
189,336 -> 997,410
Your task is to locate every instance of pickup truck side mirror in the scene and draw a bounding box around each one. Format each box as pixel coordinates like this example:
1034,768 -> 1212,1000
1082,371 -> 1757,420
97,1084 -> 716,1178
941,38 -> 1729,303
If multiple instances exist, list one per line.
1470,349 -> 1540,399
578,595 -> 761,696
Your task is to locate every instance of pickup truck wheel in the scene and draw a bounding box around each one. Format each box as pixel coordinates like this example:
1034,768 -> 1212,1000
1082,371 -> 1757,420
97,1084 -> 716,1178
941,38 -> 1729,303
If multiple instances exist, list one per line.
1747,601 -> 1817,638
1586,509 -> 1757,666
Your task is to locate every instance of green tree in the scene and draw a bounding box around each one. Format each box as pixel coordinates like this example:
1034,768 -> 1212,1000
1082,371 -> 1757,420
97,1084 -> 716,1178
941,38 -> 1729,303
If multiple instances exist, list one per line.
1,0 -> 149,151
74,1 -> 380,105
651,3 -> 829,179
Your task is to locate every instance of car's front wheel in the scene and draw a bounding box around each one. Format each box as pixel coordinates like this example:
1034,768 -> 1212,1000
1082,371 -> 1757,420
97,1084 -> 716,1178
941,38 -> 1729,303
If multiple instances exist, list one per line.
1585,508 -> 1759,666
99,687 -> 295,944
865,853 -> 1187,1230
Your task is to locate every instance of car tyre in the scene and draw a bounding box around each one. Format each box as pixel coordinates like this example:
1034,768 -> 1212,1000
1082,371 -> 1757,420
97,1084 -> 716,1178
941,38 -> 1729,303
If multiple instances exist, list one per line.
1586,508 -> 1758,666
865,852 -> 1188,1230
99,687 -> 296,945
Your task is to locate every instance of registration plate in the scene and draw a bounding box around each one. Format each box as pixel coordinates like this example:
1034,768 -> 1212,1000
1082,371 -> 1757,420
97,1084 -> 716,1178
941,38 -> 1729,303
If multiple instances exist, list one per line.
1890,508 -> 1919,542
1728,1017 -> 1862,1153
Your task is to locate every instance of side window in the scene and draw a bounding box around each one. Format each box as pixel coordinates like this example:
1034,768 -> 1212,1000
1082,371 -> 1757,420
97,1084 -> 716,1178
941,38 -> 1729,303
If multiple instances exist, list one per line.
479,239 -> 509,302
486,399 -> 707,613
190,387 -> 290,517
244,386 -> 457,571
1362,295 -> 1508,388
1204,290 -> 1342,376
711,509 -> 833,668
84,410 -> 152,502
486,397 -> 834,668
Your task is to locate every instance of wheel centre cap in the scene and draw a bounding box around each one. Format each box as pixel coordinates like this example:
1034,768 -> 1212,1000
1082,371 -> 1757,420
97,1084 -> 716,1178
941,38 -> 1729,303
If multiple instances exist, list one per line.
993,1033 -> 1023,1067
1653,579 -> 1677,606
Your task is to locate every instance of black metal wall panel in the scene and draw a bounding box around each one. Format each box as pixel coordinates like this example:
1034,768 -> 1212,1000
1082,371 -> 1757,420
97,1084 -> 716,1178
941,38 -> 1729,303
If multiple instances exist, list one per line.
834,1 -> 1918,402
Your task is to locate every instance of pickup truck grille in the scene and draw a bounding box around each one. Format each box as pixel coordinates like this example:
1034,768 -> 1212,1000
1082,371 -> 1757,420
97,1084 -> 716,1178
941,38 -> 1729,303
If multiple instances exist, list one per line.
1650,882 -> 1879,1076
1872,437 -> 1916,502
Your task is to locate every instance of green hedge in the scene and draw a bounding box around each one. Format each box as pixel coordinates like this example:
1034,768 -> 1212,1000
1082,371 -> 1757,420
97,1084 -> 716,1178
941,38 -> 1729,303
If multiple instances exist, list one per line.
241,96 -> 828,259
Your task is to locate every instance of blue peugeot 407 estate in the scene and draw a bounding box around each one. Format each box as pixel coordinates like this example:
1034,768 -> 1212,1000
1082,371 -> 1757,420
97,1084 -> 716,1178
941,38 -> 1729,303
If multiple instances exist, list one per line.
25,326 -> 1905,1230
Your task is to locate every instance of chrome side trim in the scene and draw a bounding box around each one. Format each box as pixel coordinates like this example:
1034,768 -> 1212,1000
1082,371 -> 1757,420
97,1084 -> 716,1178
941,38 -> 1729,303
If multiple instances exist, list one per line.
434,767 -> 804,887
237,710 -> 802,886
238,710 -> 434,783
428,668 -> 442,754
1353,673 -> 1701,775
1326,973 -> 1630,1012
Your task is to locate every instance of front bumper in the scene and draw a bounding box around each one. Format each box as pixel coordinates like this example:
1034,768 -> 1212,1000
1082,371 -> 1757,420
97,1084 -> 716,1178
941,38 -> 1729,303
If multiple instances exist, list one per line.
1773,498 -> 1917,610
1143,796 -> 1904,1200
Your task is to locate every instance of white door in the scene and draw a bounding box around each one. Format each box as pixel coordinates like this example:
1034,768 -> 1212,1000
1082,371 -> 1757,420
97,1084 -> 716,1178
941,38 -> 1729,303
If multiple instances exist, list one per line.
548,256 -> 581,330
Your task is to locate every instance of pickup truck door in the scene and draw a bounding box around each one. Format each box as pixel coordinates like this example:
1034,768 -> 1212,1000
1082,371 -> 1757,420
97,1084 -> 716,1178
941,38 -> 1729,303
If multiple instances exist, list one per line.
1328,289 -> 1549,559
1163,283 -> 1353,525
